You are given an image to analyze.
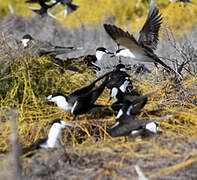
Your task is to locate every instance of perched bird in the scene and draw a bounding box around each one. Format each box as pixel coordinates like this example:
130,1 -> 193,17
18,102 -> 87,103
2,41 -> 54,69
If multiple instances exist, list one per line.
45,73 -> 111,115
106,64 -> 133,94
84,47 -> 114,71
107,114 -> 173,137
19,34 -> 78,57
27,0 -> 58,18
107,91 -> 173,138
114,91 -> 155,119
111,89 -> 146,116
103,0 -> 178,74
22,119 -> 73,154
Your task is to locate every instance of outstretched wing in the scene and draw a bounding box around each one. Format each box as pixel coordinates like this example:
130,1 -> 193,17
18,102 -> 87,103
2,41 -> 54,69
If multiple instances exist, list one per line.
103,24 -> 146,55
138,0 -> 163,51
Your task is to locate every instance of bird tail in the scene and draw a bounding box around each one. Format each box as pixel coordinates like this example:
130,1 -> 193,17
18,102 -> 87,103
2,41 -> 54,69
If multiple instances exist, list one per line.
124,91 -> 157,104
146,114 -> 173,125
41,46 -> 78,56
90,76 -> 110,104
154,56 -> 182,77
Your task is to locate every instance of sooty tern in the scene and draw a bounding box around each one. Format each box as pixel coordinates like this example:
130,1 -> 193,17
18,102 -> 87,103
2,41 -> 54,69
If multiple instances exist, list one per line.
22,119 -> 73,154
87,47 -> 113,71
107,114 -> 173,138
27,0 -> 58,18
114,91 -> 155,119
52,0 -> 79,17
111,89 -> 146,115
45,74 -> 111,115
20,34 -> 78,57
104,0 -> 178,74
106,64 -> 133,92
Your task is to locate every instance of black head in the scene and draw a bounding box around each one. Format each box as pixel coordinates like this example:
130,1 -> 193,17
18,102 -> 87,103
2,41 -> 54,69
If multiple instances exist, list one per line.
116,63 -> 126,70
22,34 -> 34,40
96,47 -> 113,55
50,93 -> 65,98
96,47 -> 107,52
51,118 -> 62,125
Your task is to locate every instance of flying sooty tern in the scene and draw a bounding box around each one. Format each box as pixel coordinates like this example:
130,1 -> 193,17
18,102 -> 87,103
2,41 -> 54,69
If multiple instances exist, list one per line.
45,73 -> 111,115
51,0 -> 79,17
104,0 -> 179,75
22,119 -> 73,154
107,114 -> 173,138
20,34 -> 78,57
27,0 -> 58,18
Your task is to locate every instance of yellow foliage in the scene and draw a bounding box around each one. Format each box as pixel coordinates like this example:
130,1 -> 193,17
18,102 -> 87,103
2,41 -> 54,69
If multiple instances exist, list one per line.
1,0 -> 197,34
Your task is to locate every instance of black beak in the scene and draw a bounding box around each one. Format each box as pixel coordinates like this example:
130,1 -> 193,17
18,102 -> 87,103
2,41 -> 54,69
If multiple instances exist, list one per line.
110,54 -> 115,58
106,51 -> 114,55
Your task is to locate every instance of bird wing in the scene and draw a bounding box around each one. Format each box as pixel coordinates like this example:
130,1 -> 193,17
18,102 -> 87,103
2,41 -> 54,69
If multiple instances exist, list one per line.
69,71 -> 111,99
103,24 -> 146,55
21,138 -> 47,154
138,0 -> 162,51
124,91 -> 156,104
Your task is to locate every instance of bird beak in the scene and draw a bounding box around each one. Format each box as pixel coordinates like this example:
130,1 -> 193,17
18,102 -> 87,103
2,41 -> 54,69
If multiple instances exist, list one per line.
106,51 -> 114,55
110,53 -> 115,57
62,121 -> 74,127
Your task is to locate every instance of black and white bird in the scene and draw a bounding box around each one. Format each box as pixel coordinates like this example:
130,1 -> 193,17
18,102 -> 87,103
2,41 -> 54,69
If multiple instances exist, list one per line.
107,91 -> 174,138
45,74 -> 111,115
26,0 -> 58,18
84,47 -> 114,71
52,0 -> 79,17
111,89 -> 146,116
22,119 -> 73,154
103,0 -> 178,74
19,34 -> 78,57
107,114 -> 173,138
114,91 -> 155,119
106,64 -> 133,94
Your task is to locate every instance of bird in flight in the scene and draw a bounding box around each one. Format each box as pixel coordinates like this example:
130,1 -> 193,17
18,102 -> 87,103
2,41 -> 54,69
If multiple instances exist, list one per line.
104,0 -> 179,75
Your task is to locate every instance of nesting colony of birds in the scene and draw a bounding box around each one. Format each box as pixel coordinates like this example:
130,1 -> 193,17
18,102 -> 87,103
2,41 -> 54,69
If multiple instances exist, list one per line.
0,0 -> 197,179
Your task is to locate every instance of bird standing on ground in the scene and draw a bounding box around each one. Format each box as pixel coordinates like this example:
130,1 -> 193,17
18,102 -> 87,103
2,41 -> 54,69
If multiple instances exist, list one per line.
107,91 -> 173,137
106,64 -> 133,94
22,119 -> 73,154
45,73 -> 111,115
84,47 -> 114,72
19,34 -> 79,57
104,0 -> 178,75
